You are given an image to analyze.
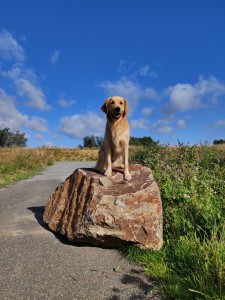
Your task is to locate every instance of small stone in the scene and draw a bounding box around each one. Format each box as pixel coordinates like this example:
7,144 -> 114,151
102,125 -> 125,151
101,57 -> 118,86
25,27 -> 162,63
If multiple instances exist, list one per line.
43,164 -> 163,250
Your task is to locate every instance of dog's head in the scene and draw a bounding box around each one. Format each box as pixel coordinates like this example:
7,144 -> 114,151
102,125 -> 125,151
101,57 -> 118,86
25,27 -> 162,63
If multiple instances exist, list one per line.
101,96 -> 128,120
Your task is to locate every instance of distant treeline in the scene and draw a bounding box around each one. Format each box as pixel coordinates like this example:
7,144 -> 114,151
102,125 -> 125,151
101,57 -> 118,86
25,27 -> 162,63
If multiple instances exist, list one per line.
0,128 -> 27,147
2,127 -> 224,148
80,136 -> 225,148
129,136 -> 158,147
80,135 -> 158,148
213,139 -> 225,145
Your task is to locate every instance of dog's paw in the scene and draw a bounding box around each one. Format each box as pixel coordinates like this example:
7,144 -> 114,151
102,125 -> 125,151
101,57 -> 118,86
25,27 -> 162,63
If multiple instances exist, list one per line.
104,169 -> 112,177
124,172 -> 132,181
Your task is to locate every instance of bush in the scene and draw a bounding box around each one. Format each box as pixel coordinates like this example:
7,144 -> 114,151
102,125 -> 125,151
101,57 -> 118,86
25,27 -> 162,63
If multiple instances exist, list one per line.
128,144 -> 225,299
0,148 -> 54,186
0,128 -> 27,147
130,136 -> 158,147
81,135 -> 103,148
213,139 -> 225,145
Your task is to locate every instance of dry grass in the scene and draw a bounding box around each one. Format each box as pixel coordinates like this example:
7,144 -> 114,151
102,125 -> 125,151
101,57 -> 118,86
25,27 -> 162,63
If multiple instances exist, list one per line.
129,144 -> 225,299
213,143 -> 225,150
45,147 -> 99,161
0,147 -> 53,165
1,144 -> 224,187
0,147 -> 98,186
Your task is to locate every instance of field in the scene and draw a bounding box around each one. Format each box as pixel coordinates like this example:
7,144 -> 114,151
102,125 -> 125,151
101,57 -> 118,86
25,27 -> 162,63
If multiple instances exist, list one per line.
0,145 -> 224,299
0,147 -> 98,186
128,144 -> 225,299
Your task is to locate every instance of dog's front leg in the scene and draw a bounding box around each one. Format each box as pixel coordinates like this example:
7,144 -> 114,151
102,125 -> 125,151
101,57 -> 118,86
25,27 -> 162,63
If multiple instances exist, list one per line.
124,145 -> 131,181
104,145 -> 112,177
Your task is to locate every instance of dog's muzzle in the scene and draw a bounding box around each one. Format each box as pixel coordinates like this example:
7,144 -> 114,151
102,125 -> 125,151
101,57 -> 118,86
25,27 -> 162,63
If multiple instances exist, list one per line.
112,107 -> 121,119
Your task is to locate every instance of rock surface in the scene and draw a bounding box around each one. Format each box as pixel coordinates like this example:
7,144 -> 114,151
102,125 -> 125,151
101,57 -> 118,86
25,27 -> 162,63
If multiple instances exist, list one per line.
43,164 -> 163,250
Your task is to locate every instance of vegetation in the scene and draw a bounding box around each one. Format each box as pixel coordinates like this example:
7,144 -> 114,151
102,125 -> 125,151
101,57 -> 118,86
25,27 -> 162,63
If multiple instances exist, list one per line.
213,138 -> 225,145
80,135 -> 103,148
130,136 -> 158,147
80,135 -> 158,148
0,148 -> 54,186
1,142 -> 224,299
127,143 -> 225,299
0,128 -> 27,147
0,147 -> 98,187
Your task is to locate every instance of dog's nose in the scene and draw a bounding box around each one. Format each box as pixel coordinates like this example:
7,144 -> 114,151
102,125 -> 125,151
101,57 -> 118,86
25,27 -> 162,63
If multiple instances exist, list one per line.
115,107 -> 120,112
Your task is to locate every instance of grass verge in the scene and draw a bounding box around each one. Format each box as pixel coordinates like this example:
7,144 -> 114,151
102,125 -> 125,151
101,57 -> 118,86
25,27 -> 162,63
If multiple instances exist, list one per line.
0,147 -> 99,187
1,145 -> 224,299
127,144 -> 225,299
0,148 -> 54,186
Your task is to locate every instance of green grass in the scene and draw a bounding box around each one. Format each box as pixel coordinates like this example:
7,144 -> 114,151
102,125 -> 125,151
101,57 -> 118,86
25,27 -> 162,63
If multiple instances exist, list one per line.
127,144 -> 225,299
0,148 -> 54,186
0,146 -> 142,187
1,145 -> 224,299
0,147 -> 99,187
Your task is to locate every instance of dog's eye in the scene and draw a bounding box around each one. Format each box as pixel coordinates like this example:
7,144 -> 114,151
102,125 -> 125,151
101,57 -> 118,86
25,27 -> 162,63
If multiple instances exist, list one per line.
120,101 -> 123,105
110,101 -> 114,105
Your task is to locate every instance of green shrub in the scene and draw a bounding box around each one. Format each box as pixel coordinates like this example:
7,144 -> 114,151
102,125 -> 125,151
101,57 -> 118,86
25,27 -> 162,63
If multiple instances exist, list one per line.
128,144 -> 225,299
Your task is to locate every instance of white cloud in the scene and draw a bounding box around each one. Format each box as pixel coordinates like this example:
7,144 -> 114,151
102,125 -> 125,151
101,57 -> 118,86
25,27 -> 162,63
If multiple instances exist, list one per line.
151,119 -> 173,134
50,50 -> 60,65
34,134 -> 44,140
51,134 -> 60,140
212,120 -> 225,129
28,116 -> 48,132
142,107 -> 153,117
118,61 -> 157,78
4,64 -> 51,110
99,77 -> 158,114
43,141 -> 55,148
60,112 -> 105,139
166,83 -> 198,113
130,118 -> 149,129
139,65 -> 157,78
164,76 -> 225,115
0,29 -> 26,62
139,65 -> 150,76
177,119 -> 186,128
0,88 -> 48,132
0,30 -> 50,111
57,97 -> 76,107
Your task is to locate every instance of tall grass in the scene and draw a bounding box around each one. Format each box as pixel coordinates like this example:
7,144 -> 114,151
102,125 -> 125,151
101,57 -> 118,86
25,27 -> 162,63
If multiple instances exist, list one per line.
0,148 -> 54,186
0,147 -> 99,187
1,145 -> 224,299
128,144 -> 225,299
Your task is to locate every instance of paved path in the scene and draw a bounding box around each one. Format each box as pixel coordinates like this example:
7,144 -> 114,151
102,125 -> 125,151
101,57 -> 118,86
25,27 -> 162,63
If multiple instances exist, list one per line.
0,162 -> 157,300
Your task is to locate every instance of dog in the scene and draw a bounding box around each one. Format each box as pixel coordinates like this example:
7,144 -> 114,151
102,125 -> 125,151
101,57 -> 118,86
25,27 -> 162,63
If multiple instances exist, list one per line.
96,96 -> 131,181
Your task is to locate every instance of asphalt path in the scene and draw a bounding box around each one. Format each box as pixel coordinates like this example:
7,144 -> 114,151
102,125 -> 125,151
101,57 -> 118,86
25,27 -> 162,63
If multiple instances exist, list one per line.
0,162 -> 159,300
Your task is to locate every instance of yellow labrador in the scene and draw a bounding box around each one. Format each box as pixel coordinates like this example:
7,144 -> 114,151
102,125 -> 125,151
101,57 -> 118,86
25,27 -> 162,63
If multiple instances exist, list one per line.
96,96 -> 131,181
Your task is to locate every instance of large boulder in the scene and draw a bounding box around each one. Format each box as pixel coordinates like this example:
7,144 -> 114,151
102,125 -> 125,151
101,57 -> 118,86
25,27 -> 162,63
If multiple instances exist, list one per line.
43,164 -> 163,250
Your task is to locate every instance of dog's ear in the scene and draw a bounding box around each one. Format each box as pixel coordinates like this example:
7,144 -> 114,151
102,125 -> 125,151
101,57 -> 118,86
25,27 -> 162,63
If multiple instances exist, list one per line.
101,98 -> 109,114
123,98 -> 129,115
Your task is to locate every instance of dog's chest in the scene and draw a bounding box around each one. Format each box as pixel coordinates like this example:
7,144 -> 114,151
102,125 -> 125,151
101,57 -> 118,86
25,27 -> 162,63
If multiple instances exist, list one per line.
106,119 -> 129,148
111,130 -> 121,146
111,127 -> 128,150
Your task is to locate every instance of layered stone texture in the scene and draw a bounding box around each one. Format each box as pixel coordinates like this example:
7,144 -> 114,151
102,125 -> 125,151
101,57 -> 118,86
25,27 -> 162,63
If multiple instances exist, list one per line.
43,164 -> 163,250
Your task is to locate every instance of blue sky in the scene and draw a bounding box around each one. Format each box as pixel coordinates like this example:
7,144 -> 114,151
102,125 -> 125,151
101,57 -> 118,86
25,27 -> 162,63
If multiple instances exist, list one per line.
0,0 -> 225,147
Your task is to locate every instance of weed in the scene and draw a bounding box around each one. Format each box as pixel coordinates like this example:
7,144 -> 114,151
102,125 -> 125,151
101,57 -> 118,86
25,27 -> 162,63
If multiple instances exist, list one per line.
129,144 -> 225,299
1,145 -> 224,299
0,147 -> 99,187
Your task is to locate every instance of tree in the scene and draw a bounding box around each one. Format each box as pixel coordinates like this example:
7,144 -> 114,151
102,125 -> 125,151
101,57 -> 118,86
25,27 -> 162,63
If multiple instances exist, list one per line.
96,136 -> 104,148
0,128 -> 27,147
81,135 -> 158,148
83,135 -> 98,148
130,136 -> 158,147
81,136 -> 104,148
213,139 -> 225,145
